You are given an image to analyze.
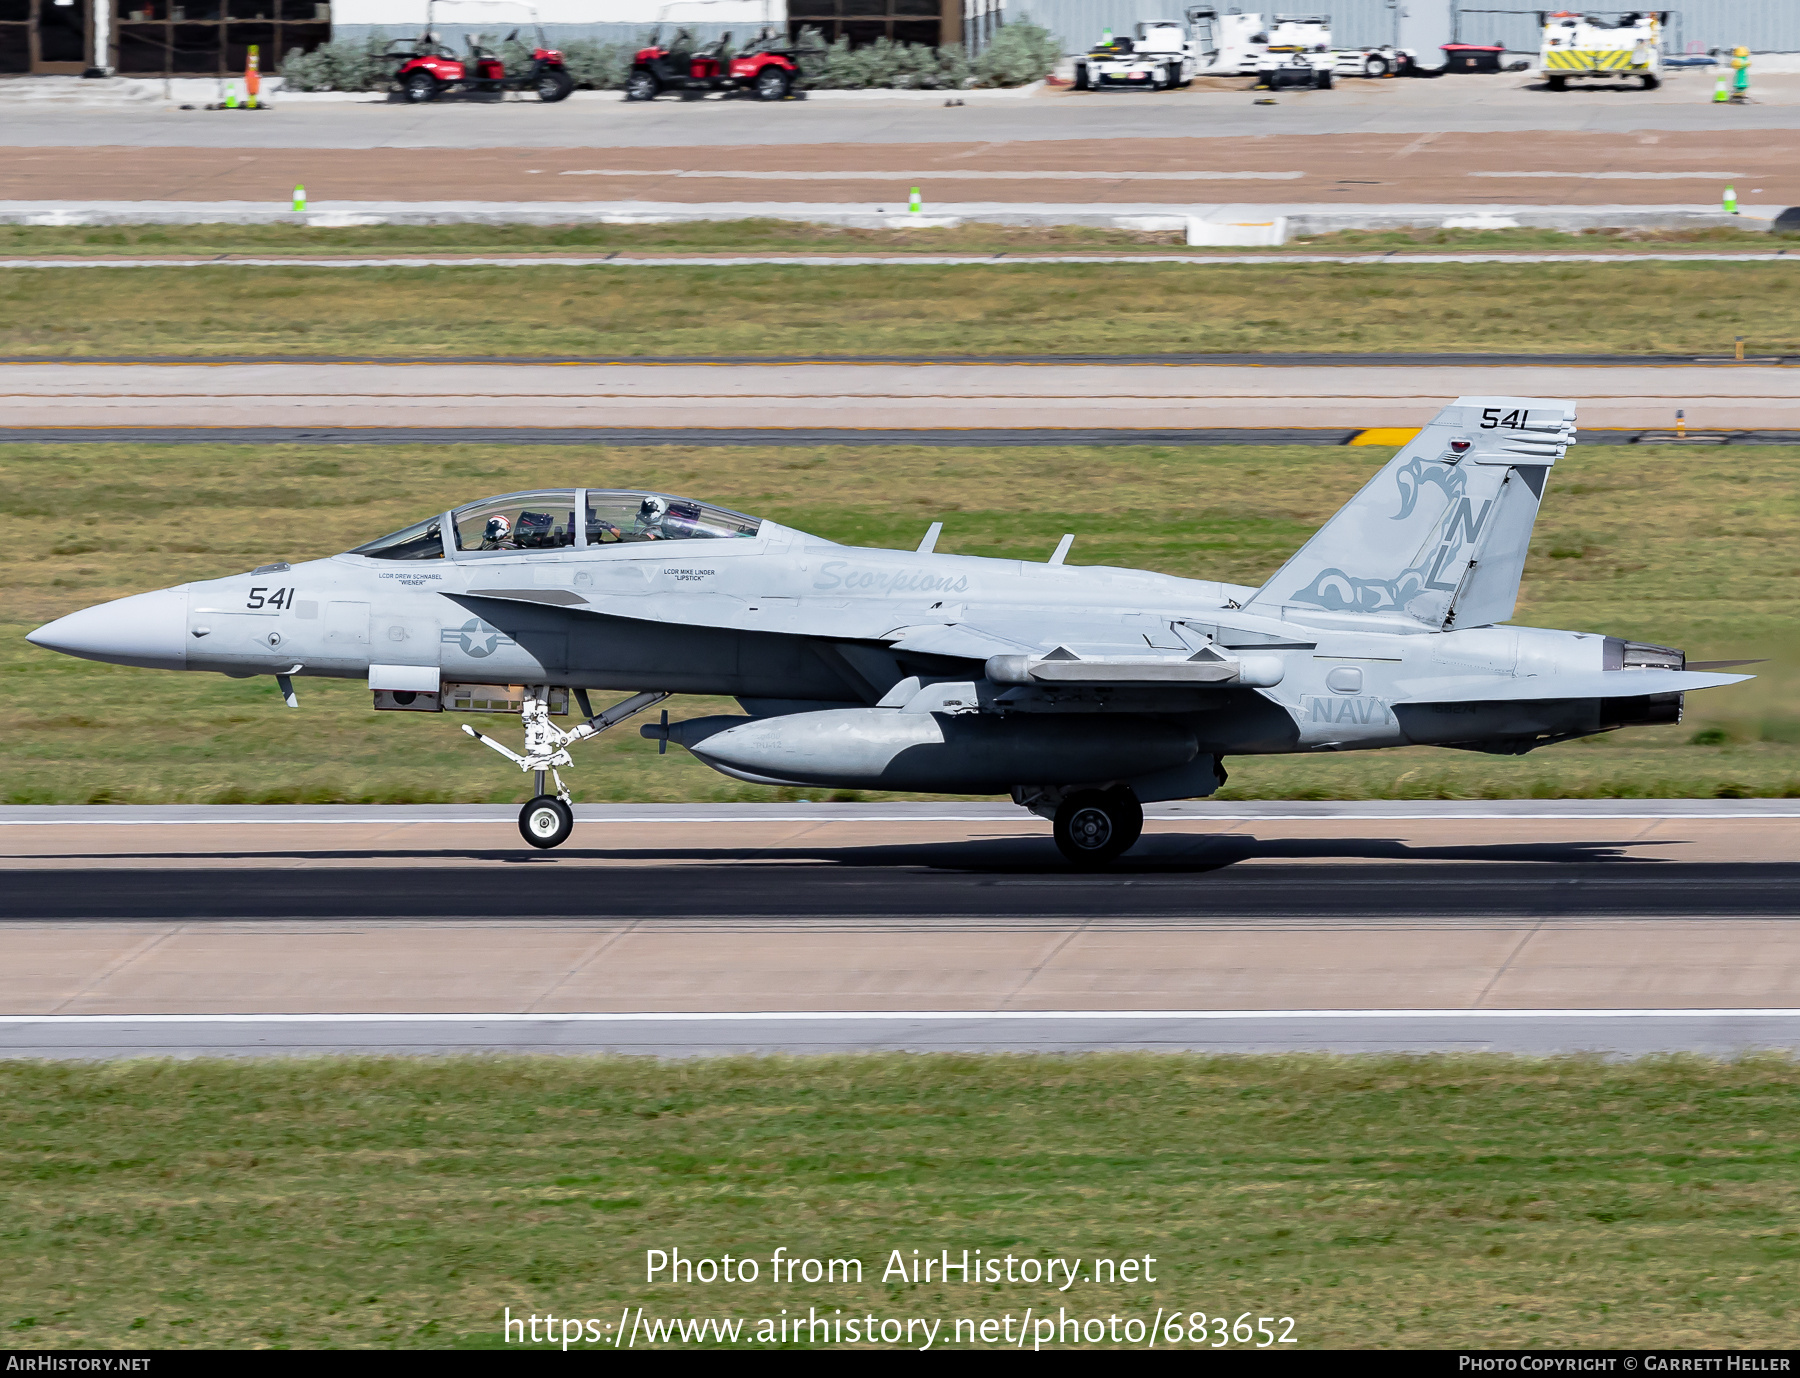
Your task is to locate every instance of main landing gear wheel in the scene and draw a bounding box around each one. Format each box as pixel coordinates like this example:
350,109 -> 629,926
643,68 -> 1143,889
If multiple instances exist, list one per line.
520,794 -> 574,849
1053,788 -> 1144,868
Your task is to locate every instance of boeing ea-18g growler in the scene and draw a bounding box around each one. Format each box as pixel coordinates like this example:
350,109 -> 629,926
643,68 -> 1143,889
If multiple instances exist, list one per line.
28,397 -> 1752,865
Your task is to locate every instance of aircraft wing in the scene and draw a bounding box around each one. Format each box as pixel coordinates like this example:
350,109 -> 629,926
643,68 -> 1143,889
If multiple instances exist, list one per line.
1395,668 -> 1752,703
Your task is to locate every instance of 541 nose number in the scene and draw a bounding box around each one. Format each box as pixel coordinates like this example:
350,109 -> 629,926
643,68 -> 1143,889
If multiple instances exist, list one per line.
246,586 -> 297,610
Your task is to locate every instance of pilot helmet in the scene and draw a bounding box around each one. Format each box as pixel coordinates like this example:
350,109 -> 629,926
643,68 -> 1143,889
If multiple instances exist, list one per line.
484,514 -> 512,542
637,496 -> 669,526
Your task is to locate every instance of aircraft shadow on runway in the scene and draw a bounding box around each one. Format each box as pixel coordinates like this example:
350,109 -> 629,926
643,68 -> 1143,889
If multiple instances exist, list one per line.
21,834 -> 1680,874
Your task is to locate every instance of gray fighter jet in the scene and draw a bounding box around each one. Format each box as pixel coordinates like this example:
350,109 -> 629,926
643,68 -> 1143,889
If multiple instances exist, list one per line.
28,396 -> 1751,864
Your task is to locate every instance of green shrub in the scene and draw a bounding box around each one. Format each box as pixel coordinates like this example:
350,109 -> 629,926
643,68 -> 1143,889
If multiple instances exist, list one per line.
278,30 -> 400,93
972,15 -> 1060,86
792,17 -> 1051,91
558,38 -> 635,90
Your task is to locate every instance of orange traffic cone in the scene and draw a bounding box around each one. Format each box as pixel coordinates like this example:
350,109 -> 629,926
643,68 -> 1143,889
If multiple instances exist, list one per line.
245,44 -> 260,109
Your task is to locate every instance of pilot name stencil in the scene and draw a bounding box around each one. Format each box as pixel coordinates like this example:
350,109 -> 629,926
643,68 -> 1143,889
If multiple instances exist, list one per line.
663,567 -> 716,582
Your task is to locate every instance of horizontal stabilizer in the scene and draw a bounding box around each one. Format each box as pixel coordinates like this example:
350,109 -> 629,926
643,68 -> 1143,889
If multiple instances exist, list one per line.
1686,659 -> 1766,671
885,622 -> 1038,659
1397,668 -> 1751,705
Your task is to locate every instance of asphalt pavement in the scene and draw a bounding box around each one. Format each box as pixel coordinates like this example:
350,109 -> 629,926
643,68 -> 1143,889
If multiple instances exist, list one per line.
5,860 -> 1798,921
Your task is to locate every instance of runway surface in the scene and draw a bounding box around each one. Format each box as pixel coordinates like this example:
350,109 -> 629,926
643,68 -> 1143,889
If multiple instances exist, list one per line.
3,803 -> 1797,1057
4,361 -> 1795,430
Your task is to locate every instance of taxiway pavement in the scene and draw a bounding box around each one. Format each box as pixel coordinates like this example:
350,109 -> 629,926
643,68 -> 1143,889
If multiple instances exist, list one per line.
6,79 -> 1800,215
4,360 -> 1795,431
7,73 -> 1800,150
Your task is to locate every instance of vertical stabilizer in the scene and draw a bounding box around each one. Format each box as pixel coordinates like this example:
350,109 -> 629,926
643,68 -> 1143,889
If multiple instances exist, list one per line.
1244,397 -> 1576,630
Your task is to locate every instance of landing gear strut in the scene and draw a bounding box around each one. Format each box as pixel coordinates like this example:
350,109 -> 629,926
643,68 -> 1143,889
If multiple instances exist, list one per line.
1052,787 -> 1144,868
462,686 -> 670,851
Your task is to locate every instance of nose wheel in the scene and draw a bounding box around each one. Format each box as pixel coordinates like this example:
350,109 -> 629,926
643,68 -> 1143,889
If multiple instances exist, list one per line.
1053,788 -> 1144,868
462,687 -> 671,852
520,794 -> 574,849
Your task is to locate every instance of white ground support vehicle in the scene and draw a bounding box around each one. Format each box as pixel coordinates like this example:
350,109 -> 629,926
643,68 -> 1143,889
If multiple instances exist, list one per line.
1185,8 -> 1414,81
1539,10 -> 1664,90
1070,8 -> 1413,93
1073,21 -> 1197,91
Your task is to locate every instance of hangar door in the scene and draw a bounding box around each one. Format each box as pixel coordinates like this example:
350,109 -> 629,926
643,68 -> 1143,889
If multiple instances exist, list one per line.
0,0 -> 92,73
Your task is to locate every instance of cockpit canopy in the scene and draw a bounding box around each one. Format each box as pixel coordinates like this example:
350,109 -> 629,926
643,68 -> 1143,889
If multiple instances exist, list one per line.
349,489 -> 763,561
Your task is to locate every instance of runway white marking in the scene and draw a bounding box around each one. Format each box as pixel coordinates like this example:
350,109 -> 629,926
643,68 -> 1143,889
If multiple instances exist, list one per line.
1468,170 -> 1749,179
3,1009 -> 1797,1024
557,169 -> 1310,180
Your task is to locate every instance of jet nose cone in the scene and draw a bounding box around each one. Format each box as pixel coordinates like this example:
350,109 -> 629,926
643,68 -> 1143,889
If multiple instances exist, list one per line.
27,586 -> 189,671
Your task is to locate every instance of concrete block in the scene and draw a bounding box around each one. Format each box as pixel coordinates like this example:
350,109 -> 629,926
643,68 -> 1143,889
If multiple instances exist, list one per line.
1187,215 -> 1288,247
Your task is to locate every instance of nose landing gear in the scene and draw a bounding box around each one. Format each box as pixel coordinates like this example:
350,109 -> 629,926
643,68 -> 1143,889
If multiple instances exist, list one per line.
463,686 -> 670,850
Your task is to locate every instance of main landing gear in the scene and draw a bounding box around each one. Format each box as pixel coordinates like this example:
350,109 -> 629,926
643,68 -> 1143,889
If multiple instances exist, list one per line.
1052,787 -> 1145,868
462,685 -> 670,851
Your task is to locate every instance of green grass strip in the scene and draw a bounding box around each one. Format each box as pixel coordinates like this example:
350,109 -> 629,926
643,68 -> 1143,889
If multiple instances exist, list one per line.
4,1053 -> 1797,1348
2,261 -> 1797,357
